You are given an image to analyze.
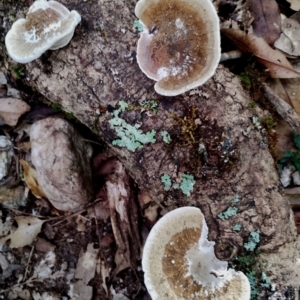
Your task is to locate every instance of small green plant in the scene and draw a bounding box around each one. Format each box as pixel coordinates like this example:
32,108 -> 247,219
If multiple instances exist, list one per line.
261,116 -> 276,131
51,103 -> 77,121
278,131 -> 300,172
12,64 -> 25,79
238,72 -> 252,89
247,102 -> 256,108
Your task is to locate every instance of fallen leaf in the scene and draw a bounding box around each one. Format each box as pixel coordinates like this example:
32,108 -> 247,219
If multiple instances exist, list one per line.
274,13 -> 300,57
246,0 -> 281,45
0,98 -> 30,126
0,216 -> 45,248
269,78 -> 300,115
71,243 -> 98,300
222,28 -> 300,78
287,0 -> 300,11
19,159 -> 46,199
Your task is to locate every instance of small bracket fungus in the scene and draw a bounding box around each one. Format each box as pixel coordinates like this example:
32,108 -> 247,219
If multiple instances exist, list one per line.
135,0 -> 220,96
142,207 -> 250,299
5,0 -> 81,63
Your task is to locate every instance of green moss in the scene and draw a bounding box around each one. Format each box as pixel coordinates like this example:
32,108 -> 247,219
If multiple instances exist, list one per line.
51,103 -> 78,122
247,102 -> 256,108
238,72 -> 252,89
12,65 -> 25,80
260,116 -> 276,130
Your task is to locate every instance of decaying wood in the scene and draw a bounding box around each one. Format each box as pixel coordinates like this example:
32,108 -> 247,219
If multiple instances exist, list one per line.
106,160 -> 141,274
1,0 -> 300,296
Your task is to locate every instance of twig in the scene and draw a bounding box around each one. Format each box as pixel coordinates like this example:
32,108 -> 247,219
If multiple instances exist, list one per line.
0,278 -> 42,294
261,84 -> 300,131
51,198 -> 103,227
23,246 -> 34,281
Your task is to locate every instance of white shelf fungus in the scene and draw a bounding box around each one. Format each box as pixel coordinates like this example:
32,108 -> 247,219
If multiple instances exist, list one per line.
5,0 -> 81,63
135,0 -> 220,96
142,207 -> 251,300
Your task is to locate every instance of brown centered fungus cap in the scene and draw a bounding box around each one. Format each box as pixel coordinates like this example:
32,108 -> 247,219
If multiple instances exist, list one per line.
5,0 -> 81,64
142,207 -> 250,300
135,0 -> 220,96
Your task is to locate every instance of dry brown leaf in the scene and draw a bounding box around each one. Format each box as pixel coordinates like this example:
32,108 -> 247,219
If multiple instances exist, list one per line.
0,216 -> 45,248
246,0 -> 281,45
268,78 -> 300,115
274,13 -> 300,57
222,28 -> 300,78
19,159 -> 46,198
0,98 -> 30,126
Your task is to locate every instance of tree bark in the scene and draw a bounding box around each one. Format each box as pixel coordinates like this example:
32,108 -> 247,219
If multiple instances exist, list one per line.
1,0 -> 300,296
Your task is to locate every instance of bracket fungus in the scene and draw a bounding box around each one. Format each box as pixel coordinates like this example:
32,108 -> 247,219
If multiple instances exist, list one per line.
135,0 -> 220,96
5,0 -> 81,63
142,207 -> 250,299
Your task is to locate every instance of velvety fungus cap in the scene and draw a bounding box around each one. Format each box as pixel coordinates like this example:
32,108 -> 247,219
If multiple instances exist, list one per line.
5,0 -> 81,63
142,207 -> 251,299
135,0 -> 221,96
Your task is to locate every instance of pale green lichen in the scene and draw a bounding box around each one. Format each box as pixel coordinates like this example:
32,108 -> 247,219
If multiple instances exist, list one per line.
232,195 -> 240,203
260,272 -> 271,288
161,131 -> 172,144
244,230 -> 260,251
232,224 -> 242,231
133,20 -> 144,32
161,174 -> 172,191
139,99 -> 158,113
218,206 -> 238,220
109,101 -> 156,152
179,173 -> 195,196
161,173 -> 195,196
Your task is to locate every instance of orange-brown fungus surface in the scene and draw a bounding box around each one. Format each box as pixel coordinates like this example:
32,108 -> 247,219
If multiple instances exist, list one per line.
140,0 -> 209,90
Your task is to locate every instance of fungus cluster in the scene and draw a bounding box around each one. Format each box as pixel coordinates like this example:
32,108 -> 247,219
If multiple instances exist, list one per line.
5,0 -> 81,63
135,0 -> 220,96
142,207 -> 250,299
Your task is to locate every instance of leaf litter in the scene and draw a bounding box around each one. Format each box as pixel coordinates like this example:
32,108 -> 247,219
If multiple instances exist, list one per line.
0,216 -> 45,248
222,28 -> 300,78
274,12 -> 300,57
246,0 -> 281,45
